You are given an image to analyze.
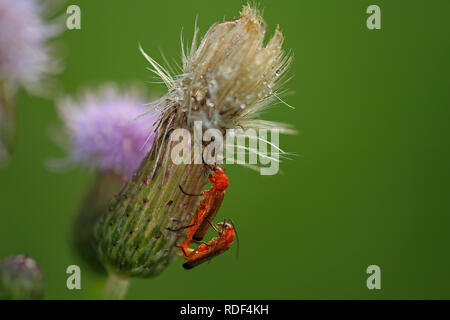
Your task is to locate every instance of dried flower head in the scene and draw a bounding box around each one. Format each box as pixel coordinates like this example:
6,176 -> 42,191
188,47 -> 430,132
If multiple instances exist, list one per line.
95,5 -> 293,289
141,4 -> 292,136
0,0 -> 63,94
56,85 -> 158,178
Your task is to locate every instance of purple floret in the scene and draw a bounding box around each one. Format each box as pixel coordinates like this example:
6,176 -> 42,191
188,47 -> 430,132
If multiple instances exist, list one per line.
58,85 -> 159,178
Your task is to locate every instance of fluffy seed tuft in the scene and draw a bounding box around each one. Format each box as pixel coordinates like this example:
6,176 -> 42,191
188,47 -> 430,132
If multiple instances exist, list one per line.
141,4 -> 293,135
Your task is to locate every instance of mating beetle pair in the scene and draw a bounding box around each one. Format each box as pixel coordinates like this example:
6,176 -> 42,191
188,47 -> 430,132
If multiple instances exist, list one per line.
168,165 -> 237,269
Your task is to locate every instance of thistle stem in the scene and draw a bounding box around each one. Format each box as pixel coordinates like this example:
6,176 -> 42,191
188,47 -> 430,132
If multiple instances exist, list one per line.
0,80 -> 16,154
103,273 -> 130,300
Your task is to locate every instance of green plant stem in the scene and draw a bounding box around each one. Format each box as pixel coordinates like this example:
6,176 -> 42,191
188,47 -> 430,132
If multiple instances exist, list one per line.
0,80 -> 16,153
103,273 -> 130,300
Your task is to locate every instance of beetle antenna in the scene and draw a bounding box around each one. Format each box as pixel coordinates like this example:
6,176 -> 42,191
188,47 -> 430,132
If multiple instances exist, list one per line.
179,184 -> 202,197
227,218 -> 240,260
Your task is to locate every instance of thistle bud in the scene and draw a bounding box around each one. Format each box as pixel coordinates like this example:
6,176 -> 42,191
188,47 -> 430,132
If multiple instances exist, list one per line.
55,85 -> 158,274
0,254 -> 45,300
95,4 -> 292,288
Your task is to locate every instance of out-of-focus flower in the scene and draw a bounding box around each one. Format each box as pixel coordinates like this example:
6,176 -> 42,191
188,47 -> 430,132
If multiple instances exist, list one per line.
0,254 -> 45,300
0,0 -> 63,94
56,85 -> 158,179
0,0 -> 64,163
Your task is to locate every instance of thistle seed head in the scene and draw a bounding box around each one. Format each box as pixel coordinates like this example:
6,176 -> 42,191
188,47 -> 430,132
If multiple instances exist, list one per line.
142,4 -> 293,135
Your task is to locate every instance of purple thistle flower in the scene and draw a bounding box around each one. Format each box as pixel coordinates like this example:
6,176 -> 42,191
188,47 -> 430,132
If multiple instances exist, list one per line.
0,0 -> 62,93
57,85 -> 158,178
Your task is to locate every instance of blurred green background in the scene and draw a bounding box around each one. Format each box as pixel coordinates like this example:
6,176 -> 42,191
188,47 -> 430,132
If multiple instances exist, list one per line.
1,0 -> 450,299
